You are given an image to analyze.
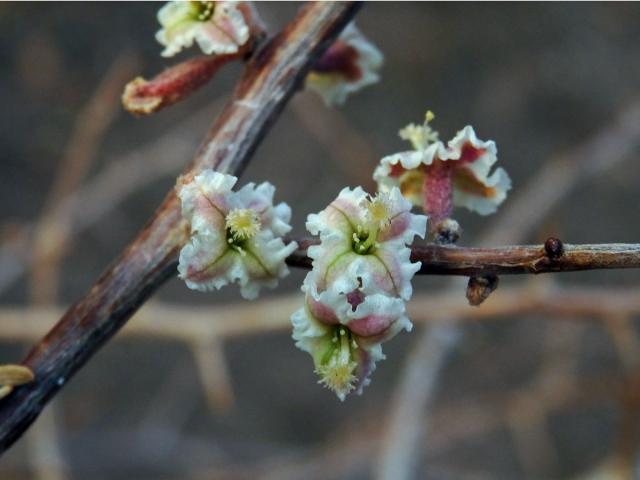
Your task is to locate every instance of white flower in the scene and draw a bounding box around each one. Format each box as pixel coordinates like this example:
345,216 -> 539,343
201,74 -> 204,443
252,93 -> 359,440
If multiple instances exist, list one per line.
306,23 -> 383,106
156,1 -> 250,58
292,261 -> 411,400
374,112 -> 512,216
177,170 -> 297,299
306,186 -> 426,300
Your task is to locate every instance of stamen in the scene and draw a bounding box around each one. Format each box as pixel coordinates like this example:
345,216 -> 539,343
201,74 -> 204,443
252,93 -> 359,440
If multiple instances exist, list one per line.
225,208 -> 261,241
316,327 -> 357,400
367,194 -> 392,229
399,109 -> 439,149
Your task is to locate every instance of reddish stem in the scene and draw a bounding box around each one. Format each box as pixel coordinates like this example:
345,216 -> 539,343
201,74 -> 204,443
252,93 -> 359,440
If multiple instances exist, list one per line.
122,52 -> 245,116
423,160 -> 453,228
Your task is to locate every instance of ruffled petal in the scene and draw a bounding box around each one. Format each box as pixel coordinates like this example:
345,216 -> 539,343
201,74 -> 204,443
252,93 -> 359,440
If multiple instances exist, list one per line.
376,187 -> 427,244
156,1 -> 250,58
239,232 -> 298,299
306,186 -> 367,239
211,1 -> 250,46
233,181 -> 293,236
177,170 -> 236,235
177,231 -> 233,291
447,126 -> 511,215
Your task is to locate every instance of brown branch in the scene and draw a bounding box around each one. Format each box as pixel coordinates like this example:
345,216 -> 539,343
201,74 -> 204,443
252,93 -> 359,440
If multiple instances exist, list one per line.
286,238 -> 640,276
0,1 -> 360,453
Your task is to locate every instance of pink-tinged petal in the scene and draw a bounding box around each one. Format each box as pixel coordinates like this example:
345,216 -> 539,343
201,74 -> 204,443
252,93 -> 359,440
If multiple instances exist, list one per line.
306,186 -> 367,239
212,1 -> 250,46
238,233 -> 298,299
156,1 -> 252,58
374,147 -> 442,208
446,126 -> 511,215
177,170 -> 236,235
453,165 -> 511,215
177,232 -> 233,291
377,187 -> 427,244
373,243 -> 421,301
195,23 -> 240,55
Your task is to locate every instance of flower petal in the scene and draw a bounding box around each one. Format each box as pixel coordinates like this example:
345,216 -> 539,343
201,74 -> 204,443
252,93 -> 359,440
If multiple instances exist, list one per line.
305,23 -> 383,106
177,170 -> 236,235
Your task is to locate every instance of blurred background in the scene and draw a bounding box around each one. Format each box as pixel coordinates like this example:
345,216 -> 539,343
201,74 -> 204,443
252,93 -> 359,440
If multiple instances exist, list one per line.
1,2 -> 640,479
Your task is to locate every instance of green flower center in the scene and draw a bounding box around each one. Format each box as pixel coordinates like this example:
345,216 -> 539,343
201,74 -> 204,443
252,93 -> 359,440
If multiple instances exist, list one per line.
352,225 -> 377,255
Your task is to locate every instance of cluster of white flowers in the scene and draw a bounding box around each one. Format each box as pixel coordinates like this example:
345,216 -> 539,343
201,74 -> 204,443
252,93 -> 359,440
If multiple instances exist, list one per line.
155,2 -> 384,107
291,187 -> 427,400
157,3 -> 513,401
177,170 -> 297,300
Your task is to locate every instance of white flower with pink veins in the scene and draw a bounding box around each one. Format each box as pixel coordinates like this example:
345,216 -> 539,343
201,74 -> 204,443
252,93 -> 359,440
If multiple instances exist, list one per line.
156,1 -> 252,58
177,170 -> 297,300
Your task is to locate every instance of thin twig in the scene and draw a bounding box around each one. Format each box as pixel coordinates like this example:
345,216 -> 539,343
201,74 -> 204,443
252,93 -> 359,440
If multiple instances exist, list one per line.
0,2 -> 360,453
287,240 -> 640,276
0,284 -> 639,342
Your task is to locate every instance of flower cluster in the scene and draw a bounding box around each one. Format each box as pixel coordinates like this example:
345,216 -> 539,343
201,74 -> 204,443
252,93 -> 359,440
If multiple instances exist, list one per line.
306,23 -> 383,106
291,187 -> 426,400
374,112 -> 511,226
156,1 -> 255,58
177,170 -> 297,300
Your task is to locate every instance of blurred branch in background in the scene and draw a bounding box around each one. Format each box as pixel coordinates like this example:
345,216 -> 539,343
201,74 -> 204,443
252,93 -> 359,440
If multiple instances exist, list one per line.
0,282 -> 637,354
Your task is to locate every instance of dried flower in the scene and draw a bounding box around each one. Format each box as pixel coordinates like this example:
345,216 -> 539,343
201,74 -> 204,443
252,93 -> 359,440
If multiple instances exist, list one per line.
306,23 -> 383,106
374,112 -> 511,223
156,1 -> 251,58
177,170 -> 297,299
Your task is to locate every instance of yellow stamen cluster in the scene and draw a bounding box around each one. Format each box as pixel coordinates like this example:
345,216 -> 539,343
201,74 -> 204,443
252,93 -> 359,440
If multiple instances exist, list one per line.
399,109 -> 439,150
225,208 -> 261,242
316,328 -> 358,400
367,194 -> 392,229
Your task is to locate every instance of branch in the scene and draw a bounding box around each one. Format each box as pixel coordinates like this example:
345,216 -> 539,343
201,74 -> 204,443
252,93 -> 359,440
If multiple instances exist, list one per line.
0,1 -> 360,453
286,238 -> 640,276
